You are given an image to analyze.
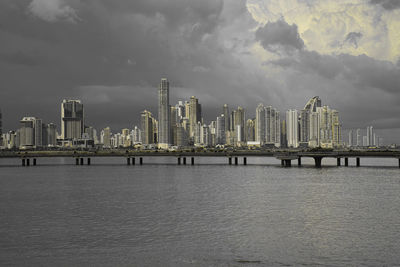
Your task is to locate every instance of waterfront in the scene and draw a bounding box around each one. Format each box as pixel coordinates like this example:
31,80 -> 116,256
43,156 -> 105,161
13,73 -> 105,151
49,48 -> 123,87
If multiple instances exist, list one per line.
0,157 -> 399,266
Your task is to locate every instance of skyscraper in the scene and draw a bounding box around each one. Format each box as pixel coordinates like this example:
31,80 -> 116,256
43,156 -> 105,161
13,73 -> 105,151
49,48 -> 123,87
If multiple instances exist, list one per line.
47,123 -> 57,147
356,128 -> 361,147
19,117 -> 43,148
158,78 -> 170,148
366,126 -> 374,146
223,104 -> 230,135
286,109 -> 299,148
255,103 -> 265,144
265,106 -> 280,146
61,100 -> 84,140
189,96 -> 202,139
216,114 -> 226,145
141,110 -> 154,145
348,130 -> 353,147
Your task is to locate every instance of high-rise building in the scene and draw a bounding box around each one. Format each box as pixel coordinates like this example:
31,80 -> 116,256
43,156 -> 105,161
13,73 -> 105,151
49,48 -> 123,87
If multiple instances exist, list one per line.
246,119 -> 255,142
309,112 -> 320,148
286,109 -> 299,148
331,110 -> 341,147
299,110 -> 310,146
255,103 -> 265,144
232,106 -> 245,145
101,127 -> 111,148
356,128 -> 361,147
47,123 -> 57,147
348,130 -> 353,147
158,78 -> 170,148
265,106 -> 280,147
189,96 -> 202,139
366,126 -> 374,147
61,100 -> 84,140
216,114 -> 226,145
141,110 -> 154,145
19,117 -> 43,148
223,104 -> 230,135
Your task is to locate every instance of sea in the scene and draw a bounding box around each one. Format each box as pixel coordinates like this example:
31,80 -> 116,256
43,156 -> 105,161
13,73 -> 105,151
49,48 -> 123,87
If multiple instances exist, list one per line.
0,157 -> 399,266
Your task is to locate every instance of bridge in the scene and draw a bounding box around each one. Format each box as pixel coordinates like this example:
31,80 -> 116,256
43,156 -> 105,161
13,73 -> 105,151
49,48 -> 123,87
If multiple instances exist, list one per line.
1,149 -> 400,168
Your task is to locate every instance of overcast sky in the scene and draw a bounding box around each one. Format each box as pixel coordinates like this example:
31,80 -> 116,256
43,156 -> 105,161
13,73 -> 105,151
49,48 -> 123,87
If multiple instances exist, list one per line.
1,0 -> 400,143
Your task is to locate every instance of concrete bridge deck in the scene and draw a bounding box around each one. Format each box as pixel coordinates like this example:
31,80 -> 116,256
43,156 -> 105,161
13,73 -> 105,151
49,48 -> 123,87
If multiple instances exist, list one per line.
1,149 -> 399,168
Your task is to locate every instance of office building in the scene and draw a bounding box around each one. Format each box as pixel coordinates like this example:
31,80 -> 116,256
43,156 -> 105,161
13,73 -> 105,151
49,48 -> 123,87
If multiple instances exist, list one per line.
286,109 -> 299,148
255,103 -> 265,144
141,110 -> 155,145
61,100 -> 84,140
158,78 -> 171,148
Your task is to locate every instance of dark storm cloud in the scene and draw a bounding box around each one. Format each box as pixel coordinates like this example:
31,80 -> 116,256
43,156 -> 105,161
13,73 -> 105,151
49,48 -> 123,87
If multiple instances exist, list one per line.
370,0 -> 400,10
255,19 -> 305,54
0,0 -> 266,131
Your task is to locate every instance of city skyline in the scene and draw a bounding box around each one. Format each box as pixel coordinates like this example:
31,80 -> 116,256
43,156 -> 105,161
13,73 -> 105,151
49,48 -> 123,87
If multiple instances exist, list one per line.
0,85 -> 389,149
0,1 -> 400,143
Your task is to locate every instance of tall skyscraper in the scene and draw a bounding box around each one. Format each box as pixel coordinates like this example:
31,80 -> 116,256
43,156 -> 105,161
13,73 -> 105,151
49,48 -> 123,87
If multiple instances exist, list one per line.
141,110 -> 154,145
309,112 -> 320,147
265,106 -> 280,146
189,96 -> 202,139
246,119 -> 255,142
299,110 -> 310,146
233,106 -> 245,144
223,104 -> 230,135
286,109 -> 299,148
348,130 -> 353,147
19,117 -> 43,148
366,126 -> 374,146
61,100 -> 84,140
216,114 -> 226,145
356,128 -> 361,147
47,123 -> 57,147
158,78 -> 171,148
255,103 -> 265,144
101,127 -> 111,148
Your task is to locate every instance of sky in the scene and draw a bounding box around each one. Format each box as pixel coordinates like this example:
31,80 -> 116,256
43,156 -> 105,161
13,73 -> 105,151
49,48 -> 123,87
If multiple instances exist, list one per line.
0,0 -> 400,143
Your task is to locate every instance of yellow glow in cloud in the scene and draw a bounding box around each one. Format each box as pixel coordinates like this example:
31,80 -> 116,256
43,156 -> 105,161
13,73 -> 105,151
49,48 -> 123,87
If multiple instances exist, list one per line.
247,0 -> 400,62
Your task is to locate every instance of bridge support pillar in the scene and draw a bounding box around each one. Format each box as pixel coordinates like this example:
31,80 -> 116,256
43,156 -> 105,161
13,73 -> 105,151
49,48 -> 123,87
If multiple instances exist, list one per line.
398,158 -> 400,168
178,157 -> 181,165
80,158 -> 84,165
33,158 -> 36,166
286,160 -> 292,167
26,158 -> 30,166
183,157 -> 186,165
243,157 -> 247,165
281,160 -> 284,167
191,157 -> 194,165
356,157 -> 360,167
229,157 -> 232,165
345,158 -> 349,167
140,157 -> 143,165
76,158 -> 79,165
87,158 -> 91,165
235,157 -> 238,165
132,158 -> 135,165
22,158 -> 26,166
314,157 -> 322,168
127,157 -> 131,165
337,158 -> 341,166
298,157 -> 302,167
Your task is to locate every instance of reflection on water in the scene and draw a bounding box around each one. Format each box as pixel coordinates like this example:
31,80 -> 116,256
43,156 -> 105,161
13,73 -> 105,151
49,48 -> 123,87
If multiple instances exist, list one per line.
0,157 -> 399,266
